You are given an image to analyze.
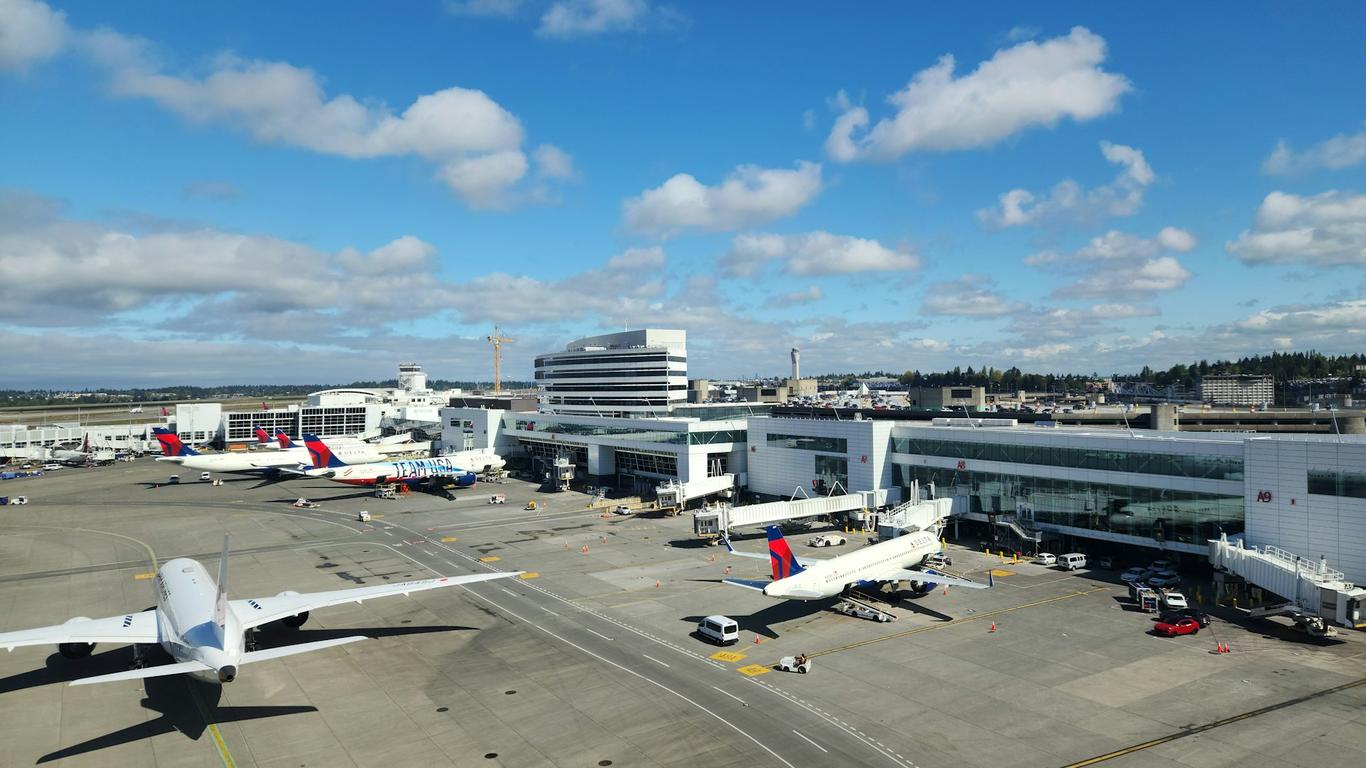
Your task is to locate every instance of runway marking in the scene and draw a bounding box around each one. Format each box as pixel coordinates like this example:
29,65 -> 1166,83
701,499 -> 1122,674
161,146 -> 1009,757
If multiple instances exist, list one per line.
710,650 -> 747,663
711,686 -> 746,705
479,555 -> 500,562
585,628 -> 613,641
421,549 -> 435,556
1060,676 -> 1366,767
737,664 -> 771,677
809,585 -> 1110,658
499,588 -> 518,597
643,654 -> 671,668
540,606 -> 561,616
133,572 -> 156,580
382,530 -> 393,536
792,730 -> 828,753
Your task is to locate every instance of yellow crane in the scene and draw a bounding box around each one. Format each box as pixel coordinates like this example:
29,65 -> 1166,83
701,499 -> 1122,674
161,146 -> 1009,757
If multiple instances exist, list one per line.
486,326 -> 515,394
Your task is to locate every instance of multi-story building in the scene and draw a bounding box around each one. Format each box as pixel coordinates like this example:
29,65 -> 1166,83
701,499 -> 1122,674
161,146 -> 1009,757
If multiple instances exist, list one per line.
1199,374 -> 1274,406
534,330 -> 688,417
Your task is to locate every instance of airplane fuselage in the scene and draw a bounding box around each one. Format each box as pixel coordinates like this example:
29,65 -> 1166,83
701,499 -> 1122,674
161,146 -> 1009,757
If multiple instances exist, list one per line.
153,558 -> 244,683
316,456 -> 479,487
762,529 -> 941,600
158,444 -> 383,473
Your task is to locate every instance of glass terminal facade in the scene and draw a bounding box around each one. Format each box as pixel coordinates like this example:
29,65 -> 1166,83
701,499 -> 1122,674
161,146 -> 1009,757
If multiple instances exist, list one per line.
892,435 -> 1244,481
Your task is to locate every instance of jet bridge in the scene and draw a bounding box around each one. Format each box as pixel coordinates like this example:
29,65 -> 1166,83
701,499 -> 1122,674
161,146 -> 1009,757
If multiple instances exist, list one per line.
1208,534 -> 1366,634
693,489 -> 888,540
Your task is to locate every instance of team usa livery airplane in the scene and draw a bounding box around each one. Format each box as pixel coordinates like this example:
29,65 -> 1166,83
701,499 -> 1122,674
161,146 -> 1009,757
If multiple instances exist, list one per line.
152,428 -> 384,475
302,434 -> 504,488
723,525 -> 990,600
0,536 -> 521,686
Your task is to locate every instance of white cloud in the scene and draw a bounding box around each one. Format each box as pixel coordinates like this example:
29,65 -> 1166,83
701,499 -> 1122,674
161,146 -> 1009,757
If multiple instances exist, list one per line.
1001,342 -> 1075,360
825,27 -> 1129,162
768,286 -> 824,307
921,275 -> 1025,317
1027,226 -> 1196,299
1226,190 -> 1366,266
605,246 -> 665,270
1055,256 -> 1191,299
1262,128 -> 1366,176
979,141 -> 1154,227
723,231 -> 919,277
438,150 -> 530,209
533,143 -> 577,179
448,246 -> 668,324
1027,226 -> 1197,266
1006,303 -> 1159,340
446,0 -> 523,17
623,161 -> 822,237
537,0 -> 658,38
0,0 -> 68,72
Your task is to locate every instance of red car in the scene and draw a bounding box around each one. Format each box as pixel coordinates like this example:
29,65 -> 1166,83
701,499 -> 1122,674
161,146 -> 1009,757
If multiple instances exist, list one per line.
1153,617 -> 1201,637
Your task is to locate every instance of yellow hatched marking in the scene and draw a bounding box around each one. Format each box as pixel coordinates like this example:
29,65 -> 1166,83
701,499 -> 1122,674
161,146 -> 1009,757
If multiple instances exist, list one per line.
736,664 -> 771,677
479,556 -> 500,562
134,572 -> 156,580
518,572 -> 540,579
710,650 -> 747,663
441,536 -> 458,543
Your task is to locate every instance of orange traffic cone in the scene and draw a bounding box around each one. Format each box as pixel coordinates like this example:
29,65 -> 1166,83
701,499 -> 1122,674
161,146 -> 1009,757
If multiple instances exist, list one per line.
655,580 -> 661,588
581,545 -> 589,554
754,636 -> 762,645
943,587 -> 948,596
724,566 -> 732,575
989,622 -> 997,633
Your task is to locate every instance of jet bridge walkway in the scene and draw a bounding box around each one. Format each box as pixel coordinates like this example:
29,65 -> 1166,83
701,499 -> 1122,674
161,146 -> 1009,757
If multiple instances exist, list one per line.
1208,534 -> 1366,634
693,489 -> 888,540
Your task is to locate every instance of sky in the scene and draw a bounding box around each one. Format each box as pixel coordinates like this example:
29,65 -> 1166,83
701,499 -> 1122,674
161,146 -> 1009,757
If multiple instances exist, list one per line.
1,0 -> 1364,389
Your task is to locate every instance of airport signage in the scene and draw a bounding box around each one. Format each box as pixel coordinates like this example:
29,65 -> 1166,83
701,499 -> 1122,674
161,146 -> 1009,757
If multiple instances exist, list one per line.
1256,490 -> 1273,503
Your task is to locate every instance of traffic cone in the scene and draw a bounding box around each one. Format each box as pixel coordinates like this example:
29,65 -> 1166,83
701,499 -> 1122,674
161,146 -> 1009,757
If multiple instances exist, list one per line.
581,545 -> 589,554
989,622 -> 997,633
724,566 -> 732,575
943,587 -> 948,596
655,580 -> 661,588
754,636 -> 762,645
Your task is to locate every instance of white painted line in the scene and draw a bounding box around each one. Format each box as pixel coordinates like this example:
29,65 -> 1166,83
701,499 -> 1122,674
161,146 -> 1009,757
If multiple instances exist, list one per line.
643,654 -> 670,668
382,530 -> 394,536
540,606 -> 561,616
585,628 -> 613,641
711,686 -> 746,706
500,588 -> 517,597
422,549 -> 435,556
792,730 -> 828,753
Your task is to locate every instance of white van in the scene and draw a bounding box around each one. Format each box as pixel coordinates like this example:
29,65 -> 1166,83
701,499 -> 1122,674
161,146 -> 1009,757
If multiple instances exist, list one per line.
1058,553 -> 1087,571
200,472 -> 212,482
697,615 -> 739,646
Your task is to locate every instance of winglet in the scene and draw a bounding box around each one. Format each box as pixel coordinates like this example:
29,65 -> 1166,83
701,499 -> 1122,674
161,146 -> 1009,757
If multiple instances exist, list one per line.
214,535 -> 230,642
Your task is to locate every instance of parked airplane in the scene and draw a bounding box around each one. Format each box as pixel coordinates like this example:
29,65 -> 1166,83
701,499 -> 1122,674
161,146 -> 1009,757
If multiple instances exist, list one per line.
152,428 -> 383,475
722,525 -> 990,600
0,536 -> 520,686
303,434 -> 481,489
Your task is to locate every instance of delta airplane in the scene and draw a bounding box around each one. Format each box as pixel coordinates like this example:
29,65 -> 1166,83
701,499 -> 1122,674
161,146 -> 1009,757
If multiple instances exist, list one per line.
0,536 -> 521,686
722,525 -> 990,601
302,434 -> 493,488
152,428 -> 384,475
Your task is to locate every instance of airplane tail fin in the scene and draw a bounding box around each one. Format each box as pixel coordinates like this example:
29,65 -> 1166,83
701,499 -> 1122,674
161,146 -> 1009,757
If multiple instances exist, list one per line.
253,425 -> 271,444
303,434 -> 347,469
214,535 -> 230,641
152,427 -> 198,457
275,430 -> 293,449
765,525 -> 805,580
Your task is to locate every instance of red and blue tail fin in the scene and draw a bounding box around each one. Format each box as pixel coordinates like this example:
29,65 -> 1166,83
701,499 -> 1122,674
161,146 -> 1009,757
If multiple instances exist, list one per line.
765,526 -> 805,580
303,434 -> 347,469
252,425 -> 271,444
274,430 -> 293,449
152,427 -> 198,456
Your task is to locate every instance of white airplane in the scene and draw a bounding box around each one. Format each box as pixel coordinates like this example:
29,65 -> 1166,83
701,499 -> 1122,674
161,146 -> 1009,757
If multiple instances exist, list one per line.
0,536 -> 521,686
152,428 -> 383,475
722,525 -> 990,601
302,434 -> 503,488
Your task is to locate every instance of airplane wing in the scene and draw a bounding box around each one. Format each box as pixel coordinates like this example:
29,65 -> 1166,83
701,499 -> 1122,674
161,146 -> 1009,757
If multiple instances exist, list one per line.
69,636 -> 368,686
231,571 -> 521,631
0,611 -> 159,652
721,578 -> 770,592
885,567 -> 992,590
721,537 -> 819,567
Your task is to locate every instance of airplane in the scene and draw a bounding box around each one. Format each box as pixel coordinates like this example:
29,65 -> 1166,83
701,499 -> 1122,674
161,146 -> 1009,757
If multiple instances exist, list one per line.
0,536 -> 521,686
152,428 -> 384,475
721,525 -> 990,601
302,434 -> 485,490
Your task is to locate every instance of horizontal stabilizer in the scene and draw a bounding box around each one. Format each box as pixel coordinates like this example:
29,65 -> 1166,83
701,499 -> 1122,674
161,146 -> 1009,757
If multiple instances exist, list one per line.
240,635 -> 367,664
722,578 -> 770,592
70,659 -> 212,687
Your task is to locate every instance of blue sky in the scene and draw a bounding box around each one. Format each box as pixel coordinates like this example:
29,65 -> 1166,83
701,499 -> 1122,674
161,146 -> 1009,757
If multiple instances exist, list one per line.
1,0 -> 1364,388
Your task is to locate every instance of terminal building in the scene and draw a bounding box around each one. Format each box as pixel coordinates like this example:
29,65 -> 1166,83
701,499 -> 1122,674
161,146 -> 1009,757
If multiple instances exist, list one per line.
534,330 -> 687,417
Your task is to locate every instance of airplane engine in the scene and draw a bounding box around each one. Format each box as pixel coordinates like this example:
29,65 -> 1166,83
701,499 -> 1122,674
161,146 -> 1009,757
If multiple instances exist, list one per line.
59,617 -> 95,658
903,581 -> 935,598
275,591 -> 309,628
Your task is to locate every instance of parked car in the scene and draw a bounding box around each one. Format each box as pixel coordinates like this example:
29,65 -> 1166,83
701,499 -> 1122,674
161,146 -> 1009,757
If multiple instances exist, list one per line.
1120,567 -> 1147,583
42,463 -> 64,471
1160,591 -> 1189,610
1160,609 -> 1211,628
1057,553 -> 1088,571
808,534 -> 848,548
924,551 -> 952,568
1149,559 -> 1175,571
1093,556 -> 1114,569
1153,617 -> 1201,637
776,655 -> 813,674
199,472 -> 212,482
1149,573 -> 1182,589
167,475 -> 180,484
697,615 -> 739,645
613,504 -> 634,515
1034,553 -> 1057,566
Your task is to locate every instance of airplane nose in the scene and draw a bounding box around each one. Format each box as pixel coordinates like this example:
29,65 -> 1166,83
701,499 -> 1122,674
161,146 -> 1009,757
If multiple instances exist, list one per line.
217,665 -> 237,683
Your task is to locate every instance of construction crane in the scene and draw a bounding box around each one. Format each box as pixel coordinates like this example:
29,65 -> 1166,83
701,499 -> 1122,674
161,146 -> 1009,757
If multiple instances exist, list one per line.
486,326 -> 515,394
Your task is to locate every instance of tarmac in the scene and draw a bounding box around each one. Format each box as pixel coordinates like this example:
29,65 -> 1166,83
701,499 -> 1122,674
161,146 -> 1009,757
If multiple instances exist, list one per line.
0,459 -> 1364,768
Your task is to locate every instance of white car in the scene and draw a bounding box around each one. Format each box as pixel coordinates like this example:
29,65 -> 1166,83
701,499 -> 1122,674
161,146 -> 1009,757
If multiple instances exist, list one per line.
1034,553 -> 1057,566
808,534 -> 847,548
1149,573 -> 1182,589
1160,591 -> 1189,610
42,464 -> 63,471
6,496 -> 28,505
613,505 -> 633,515
1120,567 -> 1146,582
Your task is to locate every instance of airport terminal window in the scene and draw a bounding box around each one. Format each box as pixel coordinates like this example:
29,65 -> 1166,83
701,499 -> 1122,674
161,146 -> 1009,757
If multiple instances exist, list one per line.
1308,469 -> 1366,499
891,436 -> 1244,481
688,430 -> 745,445
614,450 -> 678,477
895,463 -> 1243,544
766,433 -> 848,453
815,455 -> 848,491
